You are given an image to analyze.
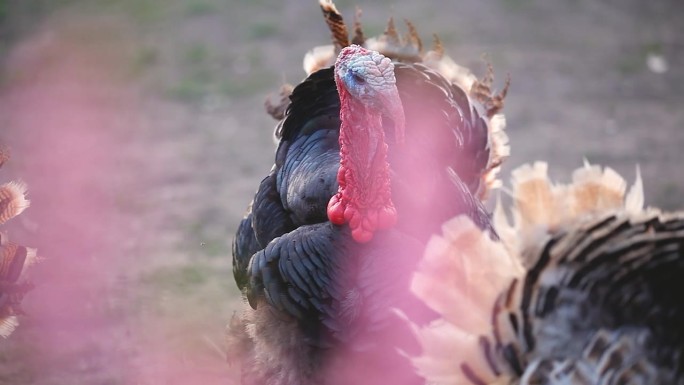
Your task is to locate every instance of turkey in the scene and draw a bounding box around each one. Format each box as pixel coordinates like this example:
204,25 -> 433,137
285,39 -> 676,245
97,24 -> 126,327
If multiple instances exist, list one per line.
229,1 -> 509,384
405,162 -> 684,385
0,147 -> 38,339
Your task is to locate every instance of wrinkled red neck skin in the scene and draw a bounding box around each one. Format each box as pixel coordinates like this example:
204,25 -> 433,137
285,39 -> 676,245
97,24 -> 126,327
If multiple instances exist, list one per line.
327,85 -> 398,243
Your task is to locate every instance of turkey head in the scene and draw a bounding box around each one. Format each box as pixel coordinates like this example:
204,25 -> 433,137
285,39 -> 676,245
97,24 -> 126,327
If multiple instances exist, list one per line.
327,45 -> 406,243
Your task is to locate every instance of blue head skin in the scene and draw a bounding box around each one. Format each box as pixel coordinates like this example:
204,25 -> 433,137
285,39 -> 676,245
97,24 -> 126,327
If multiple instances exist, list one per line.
334,45 -> 405,144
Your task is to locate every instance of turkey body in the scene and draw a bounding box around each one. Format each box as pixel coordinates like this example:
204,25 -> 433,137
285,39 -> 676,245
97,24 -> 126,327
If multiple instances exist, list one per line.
231,63 -> 495,385
501,212 -> 684,385
406,163 -> 684,385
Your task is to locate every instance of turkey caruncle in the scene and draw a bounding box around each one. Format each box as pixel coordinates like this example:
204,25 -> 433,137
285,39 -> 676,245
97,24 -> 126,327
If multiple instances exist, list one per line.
229,1 -> 510,384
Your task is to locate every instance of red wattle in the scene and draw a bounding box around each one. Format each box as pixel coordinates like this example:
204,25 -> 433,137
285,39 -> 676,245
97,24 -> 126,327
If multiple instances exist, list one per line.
327,194 -> 346,225
343,206 -> 354,222
377,206 -> 398,229
348,208 -> 361,229
352,227 -> 373,243
336,167 -> 346,187
333,76 -> 402,243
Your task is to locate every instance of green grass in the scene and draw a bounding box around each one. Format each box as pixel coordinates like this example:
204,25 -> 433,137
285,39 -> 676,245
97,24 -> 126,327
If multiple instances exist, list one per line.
641,42 -> 663,55
130,45 -> 160,75
500,0 -> 532,11
220,48 -> 270,97
184,43 -> 209,65
138,261 -> 237,297
657,182 -> 681,210
0,336 -> 38,384
617,41 -> 664,75
140,264 -> 210,293
184,0 -> 218,16
617,56 -> 642,75
168,74 -> 209,102
220,71 -> 276,98
166,43 -> 216,102
248,22 -> 278,40
121,0 -> 165,24
183,218 -> 231,258
135,259 -> 241,336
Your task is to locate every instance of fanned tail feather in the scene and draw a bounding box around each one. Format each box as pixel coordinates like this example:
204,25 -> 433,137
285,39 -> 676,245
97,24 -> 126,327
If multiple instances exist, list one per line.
409,162 -> 655,385
0,316 -> 18,338
407,216 -> 522,385
0,181 -> 30,226
0,148 -> 8,169
496,161 -> 645,265
0,149 -> 38,339
624,165 -> 643,214
0,243 -> 36,339
569,161 -> 626,216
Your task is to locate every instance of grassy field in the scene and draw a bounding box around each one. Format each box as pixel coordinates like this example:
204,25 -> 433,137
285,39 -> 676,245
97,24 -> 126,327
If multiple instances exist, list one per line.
0,0 -> 681,383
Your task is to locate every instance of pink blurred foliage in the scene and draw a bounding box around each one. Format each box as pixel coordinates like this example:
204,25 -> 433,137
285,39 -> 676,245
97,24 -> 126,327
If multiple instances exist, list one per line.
0,19 -> 234,385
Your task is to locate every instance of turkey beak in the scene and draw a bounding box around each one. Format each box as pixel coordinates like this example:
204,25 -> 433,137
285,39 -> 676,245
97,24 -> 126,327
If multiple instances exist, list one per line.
380,87 -> 405,145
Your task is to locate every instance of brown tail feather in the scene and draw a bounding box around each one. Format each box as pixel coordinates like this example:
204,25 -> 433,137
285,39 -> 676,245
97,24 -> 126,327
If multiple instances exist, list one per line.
384,16 -> 401,45
351,6 -> 365,46
0,148 -> 8,169
0,243 -> 37,339
402,19 -> 423,54
319,0 -> 349,50
430,34 -> 444,58
0,181 -> 30,226
264,83 -> 295,121
0,146 -> 39,339
470,60 -> 511,118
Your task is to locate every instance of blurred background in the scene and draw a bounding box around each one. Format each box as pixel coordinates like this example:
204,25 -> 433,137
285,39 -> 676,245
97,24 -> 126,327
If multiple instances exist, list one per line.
0,0 -> 681,384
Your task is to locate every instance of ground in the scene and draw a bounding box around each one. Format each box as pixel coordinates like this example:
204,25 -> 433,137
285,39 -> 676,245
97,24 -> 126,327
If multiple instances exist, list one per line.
0,0 -> 681,384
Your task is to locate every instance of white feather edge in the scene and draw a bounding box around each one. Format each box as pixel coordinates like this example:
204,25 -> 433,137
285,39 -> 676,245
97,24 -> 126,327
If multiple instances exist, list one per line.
481,114 -> 509,195
0,316 -> 18,338
0,181 -> 30,225
407,216 -> 523,384
625,165 -> 644,214
20,247 -> 39,278
397,311 -> 510,385
303,45 -> 336,76
508,162 -> 644,235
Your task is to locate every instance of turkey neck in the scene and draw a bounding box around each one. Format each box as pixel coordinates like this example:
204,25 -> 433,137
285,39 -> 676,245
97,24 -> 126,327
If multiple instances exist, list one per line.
339,93 -> 391,193
327,85 -> 398,243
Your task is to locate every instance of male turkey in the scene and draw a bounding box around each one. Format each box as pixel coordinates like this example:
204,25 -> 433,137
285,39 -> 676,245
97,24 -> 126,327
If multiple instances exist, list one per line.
229,1 -> 509,384
407,162 -> 684,385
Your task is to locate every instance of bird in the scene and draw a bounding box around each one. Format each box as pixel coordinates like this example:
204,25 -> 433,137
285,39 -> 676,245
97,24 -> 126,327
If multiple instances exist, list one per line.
228,1 -> 510,384
0,147 -> 38,339
405,161 -> 684,385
